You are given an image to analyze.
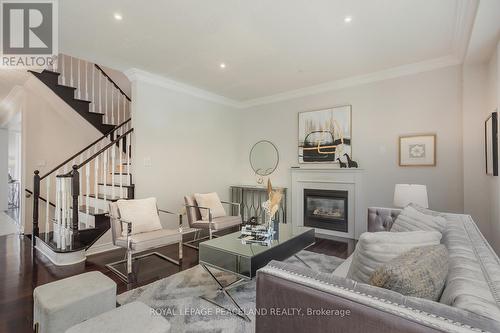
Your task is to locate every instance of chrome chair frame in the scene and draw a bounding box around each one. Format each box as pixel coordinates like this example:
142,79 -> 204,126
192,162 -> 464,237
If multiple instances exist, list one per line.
106,208 -> 183,283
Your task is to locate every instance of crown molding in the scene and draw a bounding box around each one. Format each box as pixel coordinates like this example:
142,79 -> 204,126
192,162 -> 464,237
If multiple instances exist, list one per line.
452,0 -> 479,62
240,55 -> 461,108
124,68 -> 242,108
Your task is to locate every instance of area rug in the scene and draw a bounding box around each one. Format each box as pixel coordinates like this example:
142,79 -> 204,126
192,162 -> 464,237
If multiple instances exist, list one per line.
117,250 -> 344,333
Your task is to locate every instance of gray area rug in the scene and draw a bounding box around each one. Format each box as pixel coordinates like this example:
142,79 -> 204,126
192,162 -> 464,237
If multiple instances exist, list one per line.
117,250 -> 344,333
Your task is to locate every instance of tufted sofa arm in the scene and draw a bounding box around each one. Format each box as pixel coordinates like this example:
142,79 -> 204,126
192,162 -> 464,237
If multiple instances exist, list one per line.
367,207 -> 402,232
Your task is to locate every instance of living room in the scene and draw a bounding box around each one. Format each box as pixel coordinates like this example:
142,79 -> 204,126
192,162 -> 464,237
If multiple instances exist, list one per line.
1,0 -> 500,332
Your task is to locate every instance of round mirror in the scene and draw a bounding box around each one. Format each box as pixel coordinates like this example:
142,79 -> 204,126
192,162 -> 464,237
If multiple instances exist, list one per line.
250,140 -> 279,177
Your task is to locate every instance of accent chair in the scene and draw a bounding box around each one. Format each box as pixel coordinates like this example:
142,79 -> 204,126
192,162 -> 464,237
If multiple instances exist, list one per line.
106,198 -> 183,283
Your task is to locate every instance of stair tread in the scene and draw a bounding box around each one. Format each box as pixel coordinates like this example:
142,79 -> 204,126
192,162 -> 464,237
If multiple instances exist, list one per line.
74,98 -> 91,104
37,223 -> 110,253
83,193 -> 124,201
112,172 -> 131,175
98,182 -> 134,188
79,205 -> 107,216
56,84 -> 76,90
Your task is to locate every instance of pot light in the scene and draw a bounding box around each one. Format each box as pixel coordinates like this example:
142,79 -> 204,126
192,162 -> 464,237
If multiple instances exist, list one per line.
219,63 -> 226,69
114,13 -> 123,21
344,16 -> 352,23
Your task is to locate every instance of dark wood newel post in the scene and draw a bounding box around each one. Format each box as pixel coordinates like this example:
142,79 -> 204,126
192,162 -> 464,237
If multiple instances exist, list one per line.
71,165 -> 80,233
33,170 -> 40,245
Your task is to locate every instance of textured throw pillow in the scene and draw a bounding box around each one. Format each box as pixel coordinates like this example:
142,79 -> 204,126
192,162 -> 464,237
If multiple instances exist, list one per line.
346,231 -> 442,284
369,245 -> 449,301
391,205 -> 447,233
117,198 -> 162,237
194,192 -> 226,221
408,203 -> 445,217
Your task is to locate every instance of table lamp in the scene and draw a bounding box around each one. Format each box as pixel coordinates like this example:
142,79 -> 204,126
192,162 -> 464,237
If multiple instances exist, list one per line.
393,184 -> 428,208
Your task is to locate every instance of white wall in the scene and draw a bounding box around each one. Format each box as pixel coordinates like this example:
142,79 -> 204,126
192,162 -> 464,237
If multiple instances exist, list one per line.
130,77 -> 242,229
486,42 -> 500,253
237,66 -> 464,218
22,76 -> 103,234
0,129 -> 8,211
462,64 -> 491,237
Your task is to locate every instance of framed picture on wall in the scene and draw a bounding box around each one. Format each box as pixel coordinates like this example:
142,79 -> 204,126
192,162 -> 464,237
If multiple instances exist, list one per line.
485,111 -> 498,176
298,105 -> 352,164
399,134 -> 436,167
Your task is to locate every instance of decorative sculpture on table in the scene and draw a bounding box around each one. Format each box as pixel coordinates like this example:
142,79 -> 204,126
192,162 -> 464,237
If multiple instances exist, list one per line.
240,179 -> 283,245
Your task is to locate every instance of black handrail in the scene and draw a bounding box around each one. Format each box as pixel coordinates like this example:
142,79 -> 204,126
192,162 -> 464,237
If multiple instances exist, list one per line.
40,118 -> 131,180
94,64 -> 132,101
25,188 -> 56,208
70,128 -> 134,173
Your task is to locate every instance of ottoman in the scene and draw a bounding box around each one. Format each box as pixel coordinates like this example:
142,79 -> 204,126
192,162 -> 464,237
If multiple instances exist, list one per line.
34,271 -> 116,333
66,302 -> 171,333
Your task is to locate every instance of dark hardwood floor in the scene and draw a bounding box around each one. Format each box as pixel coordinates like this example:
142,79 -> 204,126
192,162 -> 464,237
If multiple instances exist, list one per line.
0,231 -> 355,333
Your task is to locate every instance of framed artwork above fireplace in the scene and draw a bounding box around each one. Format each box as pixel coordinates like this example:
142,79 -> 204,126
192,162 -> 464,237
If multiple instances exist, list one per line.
298,105 -> 352,164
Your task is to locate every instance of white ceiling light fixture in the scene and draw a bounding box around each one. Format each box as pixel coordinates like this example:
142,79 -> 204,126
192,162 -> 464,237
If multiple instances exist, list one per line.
219,63 -> 226,69
344,16 -> 353,23
114,13 -> 123,21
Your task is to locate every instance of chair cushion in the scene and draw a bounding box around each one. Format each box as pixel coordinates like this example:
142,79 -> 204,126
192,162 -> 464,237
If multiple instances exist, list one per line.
346,231 -> 442,284
194,192 -> 226,220
66,301 -> 171,333
116,229 -> 181,252
191,215 -> 241,230
370,245 -> 449,301
391,205 -> 447,233
117,198 -> 162,237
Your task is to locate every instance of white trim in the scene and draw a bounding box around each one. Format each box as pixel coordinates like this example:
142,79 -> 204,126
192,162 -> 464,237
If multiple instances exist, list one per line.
86,242 -> 119,256
124,68 -> 242,108
241,56 -> 461,107
452,0 -> 479,63
35,237 -> 86,266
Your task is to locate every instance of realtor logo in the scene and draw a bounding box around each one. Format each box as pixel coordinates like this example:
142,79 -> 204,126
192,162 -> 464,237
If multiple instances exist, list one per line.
1,0 -> 58,67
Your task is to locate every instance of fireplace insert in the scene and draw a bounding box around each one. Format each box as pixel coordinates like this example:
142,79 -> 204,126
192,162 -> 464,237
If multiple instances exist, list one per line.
303,189 -> 348,232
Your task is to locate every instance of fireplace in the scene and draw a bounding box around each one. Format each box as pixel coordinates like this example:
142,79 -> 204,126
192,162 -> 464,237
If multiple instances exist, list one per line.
303,189 -> 348,232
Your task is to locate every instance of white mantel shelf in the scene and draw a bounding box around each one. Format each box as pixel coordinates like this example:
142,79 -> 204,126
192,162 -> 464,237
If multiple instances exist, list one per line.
291,167 -> 366,240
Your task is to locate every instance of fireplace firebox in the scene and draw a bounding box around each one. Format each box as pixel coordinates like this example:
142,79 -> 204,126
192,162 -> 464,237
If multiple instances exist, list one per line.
303,189 -> 348,232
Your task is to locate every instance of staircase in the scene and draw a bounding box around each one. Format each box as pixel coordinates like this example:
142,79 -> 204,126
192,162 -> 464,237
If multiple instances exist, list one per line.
29,54 -> 134,266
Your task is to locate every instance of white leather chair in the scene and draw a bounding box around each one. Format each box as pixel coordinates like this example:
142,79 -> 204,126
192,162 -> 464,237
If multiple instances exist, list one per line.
184,194 -> 242,249
106,200 -> 183,283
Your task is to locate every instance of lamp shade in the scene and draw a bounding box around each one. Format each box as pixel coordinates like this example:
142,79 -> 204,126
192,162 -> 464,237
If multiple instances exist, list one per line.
393,184 -> 429,208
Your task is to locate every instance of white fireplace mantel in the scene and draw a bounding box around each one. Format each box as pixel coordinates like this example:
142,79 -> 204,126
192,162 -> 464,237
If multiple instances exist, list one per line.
291,167 -> 366,239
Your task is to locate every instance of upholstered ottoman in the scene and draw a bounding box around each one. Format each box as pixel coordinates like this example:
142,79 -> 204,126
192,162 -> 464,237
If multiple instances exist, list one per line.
66,301 -> 171,333
34,271 -> 116,333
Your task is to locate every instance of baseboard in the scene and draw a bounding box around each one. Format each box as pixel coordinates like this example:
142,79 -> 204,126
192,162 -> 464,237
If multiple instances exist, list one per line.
86,242 -> 119,256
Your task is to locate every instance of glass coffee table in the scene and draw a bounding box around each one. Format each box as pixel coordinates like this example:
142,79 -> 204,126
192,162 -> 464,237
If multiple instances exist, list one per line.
199,224 -> 315,321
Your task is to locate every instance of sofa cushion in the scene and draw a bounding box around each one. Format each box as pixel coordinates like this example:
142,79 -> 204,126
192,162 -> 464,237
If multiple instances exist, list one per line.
191,215 -> 241,230
439,213 -> 500,321
117,198 -> 162,237
194,192 -> 226,220
346,231 -> 442,284
391,206 -> 447,233
370,245 -> 448,301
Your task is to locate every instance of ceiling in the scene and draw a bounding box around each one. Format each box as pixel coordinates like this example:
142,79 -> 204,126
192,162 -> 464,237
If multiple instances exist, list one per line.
58,0 -> 476,104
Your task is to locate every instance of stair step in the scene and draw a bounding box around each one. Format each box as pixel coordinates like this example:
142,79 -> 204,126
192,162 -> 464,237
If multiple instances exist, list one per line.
83,194 -> 123,201
97,182 -> 134,188
79,205 -> 107,216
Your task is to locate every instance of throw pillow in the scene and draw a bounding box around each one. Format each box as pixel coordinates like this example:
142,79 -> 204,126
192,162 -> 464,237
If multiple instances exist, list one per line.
391,205 -> 446,233
369,245 -> 449,301
117,198 -> 163,237
346,231 -> 442,284
194,192 -> 226,221
408,203 -> 445,217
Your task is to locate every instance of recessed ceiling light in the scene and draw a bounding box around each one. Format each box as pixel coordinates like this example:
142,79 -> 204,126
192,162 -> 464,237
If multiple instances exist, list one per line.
114,13 -> 123,21
219,63 -> 226,69
344,16 -> 353,23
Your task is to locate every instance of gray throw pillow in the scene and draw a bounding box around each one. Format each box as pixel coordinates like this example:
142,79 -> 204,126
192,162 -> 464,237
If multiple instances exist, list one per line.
369,245 -> 449,301
391,205 -> 447,233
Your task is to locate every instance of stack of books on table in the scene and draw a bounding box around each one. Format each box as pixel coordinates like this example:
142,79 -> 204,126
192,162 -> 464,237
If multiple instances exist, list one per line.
239,224 -> 275,245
